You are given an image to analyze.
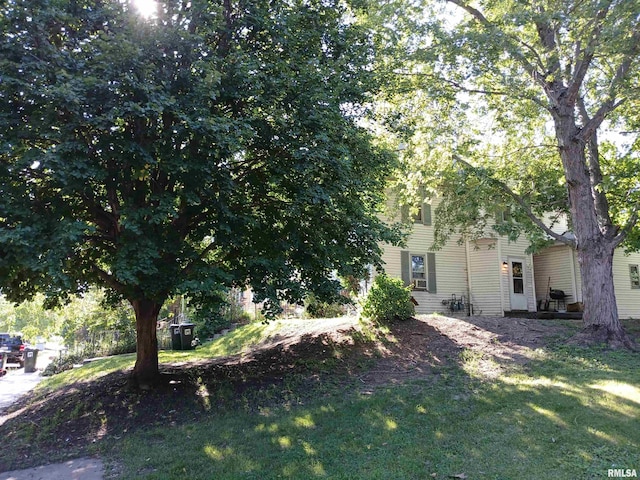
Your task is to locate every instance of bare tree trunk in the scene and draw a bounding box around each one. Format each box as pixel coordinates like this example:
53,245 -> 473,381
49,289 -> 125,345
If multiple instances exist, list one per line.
557,121 -> 635,348
131,298 -> 163,387
576,241 -> 629,344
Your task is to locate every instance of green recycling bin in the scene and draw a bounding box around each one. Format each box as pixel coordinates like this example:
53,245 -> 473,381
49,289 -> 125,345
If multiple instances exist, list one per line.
178,323 -> 195,350
24,348 -> 38,372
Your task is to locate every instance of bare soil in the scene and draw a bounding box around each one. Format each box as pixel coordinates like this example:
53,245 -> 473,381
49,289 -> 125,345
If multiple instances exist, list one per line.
0,314 -> 579,473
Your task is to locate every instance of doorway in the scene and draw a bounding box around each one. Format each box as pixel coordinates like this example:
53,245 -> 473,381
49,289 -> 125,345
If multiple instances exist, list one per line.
508,258 -> 528,311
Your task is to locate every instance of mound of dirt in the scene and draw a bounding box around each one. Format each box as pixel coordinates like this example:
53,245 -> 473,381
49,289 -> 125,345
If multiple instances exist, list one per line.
0,314 -> 575,473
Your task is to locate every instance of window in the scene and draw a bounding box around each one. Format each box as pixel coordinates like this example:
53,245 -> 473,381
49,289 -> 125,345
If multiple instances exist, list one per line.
413,203 -> 432,225
496,207 -> 511,223
401,251 -> 437,292
400,186 -> 432,226
511,261 -> 524,294
630,265 -> 640,289
411,254 -> 427,289
412,206 -> 423,224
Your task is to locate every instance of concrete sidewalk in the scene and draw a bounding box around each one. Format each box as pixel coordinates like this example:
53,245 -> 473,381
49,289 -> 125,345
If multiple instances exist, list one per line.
0,458 -> 104,480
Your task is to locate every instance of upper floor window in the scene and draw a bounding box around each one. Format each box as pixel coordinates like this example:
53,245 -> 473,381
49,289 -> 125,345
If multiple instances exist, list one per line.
630,265 -> 640,289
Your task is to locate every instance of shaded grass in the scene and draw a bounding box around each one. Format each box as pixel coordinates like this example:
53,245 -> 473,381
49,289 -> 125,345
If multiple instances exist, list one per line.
103,345 -> 640,480
4,317 -> 639,478
37,320 -> 292,391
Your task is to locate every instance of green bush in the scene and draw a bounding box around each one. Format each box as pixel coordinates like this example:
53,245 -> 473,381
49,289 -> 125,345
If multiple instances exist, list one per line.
360,274 -> 414,324
304,293 -> 347,319
42,352 -> 84,376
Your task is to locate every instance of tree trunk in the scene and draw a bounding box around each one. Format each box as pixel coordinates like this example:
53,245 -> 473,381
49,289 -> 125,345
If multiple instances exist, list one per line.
130,298 -> 163,387
575,240 -> 629,345
556,121 -> 634,348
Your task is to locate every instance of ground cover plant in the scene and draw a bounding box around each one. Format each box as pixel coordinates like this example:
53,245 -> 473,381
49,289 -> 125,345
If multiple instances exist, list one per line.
0,315 -> 638,479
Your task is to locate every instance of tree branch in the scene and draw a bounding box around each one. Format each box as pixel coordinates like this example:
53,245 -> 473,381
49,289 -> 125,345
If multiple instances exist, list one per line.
446,0 -> 549,93
452,154 -> 577,247
566,1 -> 613,105
613,205 -> 639,249
92,265 -> 125,294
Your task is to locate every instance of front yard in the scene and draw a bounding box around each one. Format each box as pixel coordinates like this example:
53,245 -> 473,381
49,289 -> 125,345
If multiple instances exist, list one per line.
1,315 -> 638,479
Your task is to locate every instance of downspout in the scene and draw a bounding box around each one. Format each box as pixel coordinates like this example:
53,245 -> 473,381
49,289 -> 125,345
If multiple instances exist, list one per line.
497,239 -> 506,316
465,240 -> 473,315
529,253 -> 537,312
569,247 -> 579,303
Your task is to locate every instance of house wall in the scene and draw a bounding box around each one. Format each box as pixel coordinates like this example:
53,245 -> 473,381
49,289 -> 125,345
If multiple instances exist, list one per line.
380,196 -> 536,316
533,245 -> 580,306
499,237 -> 537,312
466,239 -> 502,315
534,245 -> 640,318
613,250 -> 640,319
379,221 -> 469,315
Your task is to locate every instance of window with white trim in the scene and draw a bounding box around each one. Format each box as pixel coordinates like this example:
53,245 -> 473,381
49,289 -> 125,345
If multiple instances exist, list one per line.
401,250 -> 437,292
411,254 -> 427,289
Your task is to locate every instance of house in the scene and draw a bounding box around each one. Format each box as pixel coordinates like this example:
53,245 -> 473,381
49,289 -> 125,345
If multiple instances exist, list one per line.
378,196 -> 640,318
533,220 -> 640,319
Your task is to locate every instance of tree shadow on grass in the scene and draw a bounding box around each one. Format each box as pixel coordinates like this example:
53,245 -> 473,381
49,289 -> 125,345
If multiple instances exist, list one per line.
0,317 -> 637,479
112,341 -> 640,480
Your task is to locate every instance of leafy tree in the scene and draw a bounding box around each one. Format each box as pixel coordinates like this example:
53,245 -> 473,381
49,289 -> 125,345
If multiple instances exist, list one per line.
0,0 -> 401,386
378,0 -> 639,347
0,294 -> 63,341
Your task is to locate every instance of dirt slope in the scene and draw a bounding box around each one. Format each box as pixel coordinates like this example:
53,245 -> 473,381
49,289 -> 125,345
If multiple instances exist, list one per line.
0,314 -> 575,473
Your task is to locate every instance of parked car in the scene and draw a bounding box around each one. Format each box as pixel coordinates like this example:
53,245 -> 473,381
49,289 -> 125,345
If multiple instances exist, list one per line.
0,333 -> 26,368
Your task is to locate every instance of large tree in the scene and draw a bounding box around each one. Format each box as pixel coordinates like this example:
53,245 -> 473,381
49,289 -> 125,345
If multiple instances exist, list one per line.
377,0 -> 639,347
0,0 -> 401,386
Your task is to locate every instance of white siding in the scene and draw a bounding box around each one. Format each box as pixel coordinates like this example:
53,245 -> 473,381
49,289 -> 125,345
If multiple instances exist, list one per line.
541,212 -> 571,236
500,237 -> 537,311
379,220 -> 468,315
534,245 -> 640,317
467,239 -> 502,316
613,250 -> 640,319
533,245 -> 580,306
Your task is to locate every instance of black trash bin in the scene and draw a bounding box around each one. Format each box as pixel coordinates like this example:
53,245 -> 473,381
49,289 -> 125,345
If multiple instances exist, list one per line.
179,323 -> 195,350
24,348 -> 38,373
169,324 -> 182,350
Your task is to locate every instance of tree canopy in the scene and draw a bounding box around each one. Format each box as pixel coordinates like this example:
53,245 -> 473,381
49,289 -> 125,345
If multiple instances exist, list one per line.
376,0 -> 639,346
0,0 -> 402,384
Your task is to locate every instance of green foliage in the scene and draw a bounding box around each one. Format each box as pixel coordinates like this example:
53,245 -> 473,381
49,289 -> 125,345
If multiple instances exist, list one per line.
0,289 -> 135,349
360,273 -> 414,324
0,295 -> 62,342
41,353 -> 85,377
0,0 -> 402,378
304,292 -> 347,319
377,0 -> 639,252
189,290 -> 251,340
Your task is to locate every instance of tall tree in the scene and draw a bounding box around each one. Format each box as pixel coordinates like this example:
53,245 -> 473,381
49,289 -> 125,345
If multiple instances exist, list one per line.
377,0 -> 639,347
0,0 -> 401,386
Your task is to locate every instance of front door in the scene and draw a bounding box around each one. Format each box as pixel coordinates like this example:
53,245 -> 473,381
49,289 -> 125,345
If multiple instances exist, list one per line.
508,258 -> 528,311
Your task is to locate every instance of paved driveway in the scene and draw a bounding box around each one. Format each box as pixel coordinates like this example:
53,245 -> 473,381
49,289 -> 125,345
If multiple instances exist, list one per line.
1,351 -> 105,480
0,350 -> 54,413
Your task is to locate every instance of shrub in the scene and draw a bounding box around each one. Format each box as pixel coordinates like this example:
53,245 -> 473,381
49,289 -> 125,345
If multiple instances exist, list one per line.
360,274 -> 414,324
42,352 -> 84,376
304,293 -> 347,319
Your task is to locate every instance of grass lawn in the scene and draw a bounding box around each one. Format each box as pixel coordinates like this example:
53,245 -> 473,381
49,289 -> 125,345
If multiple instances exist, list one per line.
98,322 -> 639,479
3,317 -> 639,479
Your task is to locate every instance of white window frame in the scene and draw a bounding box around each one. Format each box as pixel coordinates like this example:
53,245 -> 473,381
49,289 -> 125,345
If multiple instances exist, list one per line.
411,253 -> 428,290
